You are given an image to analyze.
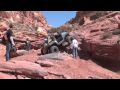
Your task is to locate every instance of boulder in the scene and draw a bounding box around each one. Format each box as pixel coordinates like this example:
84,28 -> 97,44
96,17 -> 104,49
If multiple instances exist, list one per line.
10,50 -> 28,58
16,75 -> 31,79
0,72 -> 16,79
35,60 -> 54,67
38,53 -> 72,60
0,61 -> 48,79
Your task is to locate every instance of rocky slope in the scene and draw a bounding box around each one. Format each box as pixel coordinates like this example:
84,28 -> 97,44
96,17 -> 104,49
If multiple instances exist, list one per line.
69,11 -> 114,25
0,11 -> 51,30
0,11 -> 120,79
0,11 -> 52,50
0,49 -> 119,79
67,11 -> 120,72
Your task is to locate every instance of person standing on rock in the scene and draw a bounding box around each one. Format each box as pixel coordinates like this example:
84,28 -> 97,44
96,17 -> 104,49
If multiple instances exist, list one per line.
5,24 -> 15,61
71,37 -> 79,58
25,38 -> 31,51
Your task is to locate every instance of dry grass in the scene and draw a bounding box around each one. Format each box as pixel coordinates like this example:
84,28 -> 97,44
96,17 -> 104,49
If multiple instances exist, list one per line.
48,25 -> 73,33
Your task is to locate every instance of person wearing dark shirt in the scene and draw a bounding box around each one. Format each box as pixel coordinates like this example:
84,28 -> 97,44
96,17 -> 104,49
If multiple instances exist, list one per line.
25,38 -> 31,51
5,24 -> 15,61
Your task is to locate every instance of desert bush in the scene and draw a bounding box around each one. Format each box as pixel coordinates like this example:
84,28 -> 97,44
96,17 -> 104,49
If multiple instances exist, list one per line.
112,29 -> 120,35
101,32 -> 112,39
48,24 -> 74,33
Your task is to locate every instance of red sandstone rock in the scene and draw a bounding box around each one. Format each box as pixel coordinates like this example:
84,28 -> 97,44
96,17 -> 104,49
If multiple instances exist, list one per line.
42,53 -> 120,79
68,11 -> 114,25
69,11 -> 120,62
0,11 -> 51,31
0,46 -> 119,79
0,11 -> 119,79
0,61 -> 48,79
0,11 -> 51,50
10,50 -> 28,58
35,60 -> 54,67
0,72 -> 16,79
16,75 -> 31,79
11,49 -> 39,62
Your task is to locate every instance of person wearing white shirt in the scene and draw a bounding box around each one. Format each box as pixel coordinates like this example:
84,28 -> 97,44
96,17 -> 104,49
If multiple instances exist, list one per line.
71,37 -> 79,58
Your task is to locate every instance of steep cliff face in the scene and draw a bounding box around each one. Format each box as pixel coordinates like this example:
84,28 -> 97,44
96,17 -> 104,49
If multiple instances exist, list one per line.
0,11 -> 51,30
0,11 -> 53,38
69,11 -> 114,25
69,11 -> 120,63
0,11 -> 120,79
0,11 -> 52,50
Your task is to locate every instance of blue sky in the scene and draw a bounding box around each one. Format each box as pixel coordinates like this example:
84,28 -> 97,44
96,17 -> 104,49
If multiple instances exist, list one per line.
42,11 -> 76,28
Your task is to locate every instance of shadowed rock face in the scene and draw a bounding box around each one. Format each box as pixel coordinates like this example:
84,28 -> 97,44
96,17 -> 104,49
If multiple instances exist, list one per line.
68,11 -> 120,63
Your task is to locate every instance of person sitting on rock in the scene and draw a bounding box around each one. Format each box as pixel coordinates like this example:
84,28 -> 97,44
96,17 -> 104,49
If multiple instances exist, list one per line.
71,37 -> 79,59
47,33 -> 52,43
25,38 -> 31,51
48,35 -> 58,46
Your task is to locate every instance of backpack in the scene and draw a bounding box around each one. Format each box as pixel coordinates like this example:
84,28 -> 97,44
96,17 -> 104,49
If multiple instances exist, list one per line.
1,33 -> 8,45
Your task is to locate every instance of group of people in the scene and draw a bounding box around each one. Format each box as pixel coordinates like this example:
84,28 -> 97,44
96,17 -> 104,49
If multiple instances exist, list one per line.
3,24 -> 79,61
3,24 -> 31,61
